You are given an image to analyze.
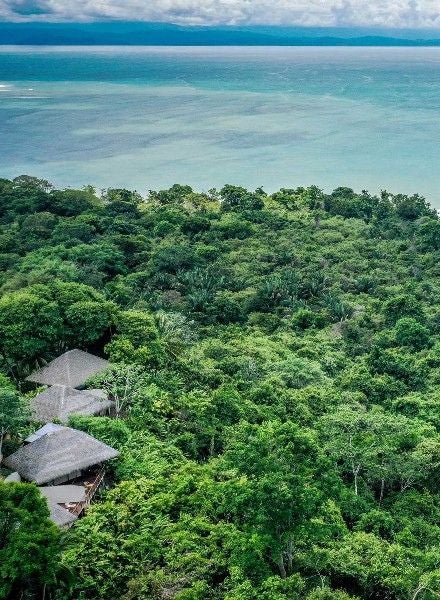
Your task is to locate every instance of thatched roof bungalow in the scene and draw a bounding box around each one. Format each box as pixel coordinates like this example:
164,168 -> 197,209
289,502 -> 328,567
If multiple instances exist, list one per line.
30,385 -> 113,423
4,426 -> 119,486
26,349 -> 109,389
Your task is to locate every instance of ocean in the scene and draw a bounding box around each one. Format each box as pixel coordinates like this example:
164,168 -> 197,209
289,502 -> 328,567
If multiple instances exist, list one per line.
0,46 -> 439,202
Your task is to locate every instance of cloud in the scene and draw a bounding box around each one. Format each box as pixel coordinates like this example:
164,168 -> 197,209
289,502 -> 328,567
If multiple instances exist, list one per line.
0,0 -> 439,28
4,0 -> 52,16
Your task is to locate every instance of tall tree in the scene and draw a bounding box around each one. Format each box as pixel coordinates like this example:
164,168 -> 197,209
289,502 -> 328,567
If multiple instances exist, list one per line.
0,388 -> 28,462
0,483 -> 60,599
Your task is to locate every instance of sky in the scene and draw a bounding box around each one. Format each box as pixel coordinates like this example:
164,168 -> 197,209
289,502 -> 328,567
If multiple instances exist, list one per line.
0,0 -> 440,29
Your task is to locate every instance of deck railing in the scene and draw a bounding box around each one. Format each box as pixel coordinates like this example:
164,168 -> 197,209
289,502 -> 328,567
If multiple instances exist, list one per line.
70,467 -> 105,517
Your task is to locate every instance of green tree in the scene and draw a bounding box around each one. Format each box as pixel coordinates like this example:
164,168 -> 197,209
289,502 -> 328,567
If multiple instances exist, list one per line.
88,363 -> 146,417
0,482 -> 60,599
394,317 -> 431,350
218,421 -> 331,579
220,185 -> 265,212
106,310 -> 164,367
64,300 -> 115,345
321,532 -> 419,598
320,405 -> 436,500
383,294 -> 424,325
0,388 -> 28,461
0,291 -> 62,373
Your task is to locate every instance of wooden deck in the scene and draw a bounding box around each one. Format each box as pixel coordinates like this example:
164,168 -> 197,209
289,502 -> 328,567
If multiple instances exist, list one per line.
62,467 -> 106,520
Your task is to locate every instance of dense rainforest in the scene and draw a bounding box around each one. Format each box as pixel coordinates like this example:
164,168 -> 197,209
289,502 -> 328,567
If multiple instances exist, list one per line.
0,175 -> 440,600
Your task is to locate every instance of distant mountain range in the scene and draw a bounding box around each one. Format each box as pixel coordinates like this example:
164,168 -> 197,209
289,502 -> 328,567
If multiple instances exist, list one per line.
1,22 -> 440,46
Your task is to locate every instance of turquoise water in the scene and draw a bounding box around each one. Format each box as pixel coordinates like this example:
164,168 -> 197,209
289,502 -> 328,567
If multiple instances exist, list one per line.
0,46 -> 439,201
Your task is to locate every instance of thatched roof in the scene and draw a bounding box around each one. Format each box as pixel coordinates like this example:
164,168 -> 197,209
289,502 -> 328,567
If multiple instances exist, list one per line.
4,426 -> 119,485
30,385 -> 113,423
40,485 -> 86,504
3,472 -> 21,482
26,349 -> 109,389
25,423 -> 64,444
40,485 -> 86,527
48,502 -> 78,527
87,389 -> 109,399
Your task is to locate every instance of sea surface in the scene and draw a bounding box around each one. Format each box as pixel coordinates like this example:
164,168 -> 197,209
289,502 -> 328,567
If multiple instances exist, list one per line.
0,46 -> 439,202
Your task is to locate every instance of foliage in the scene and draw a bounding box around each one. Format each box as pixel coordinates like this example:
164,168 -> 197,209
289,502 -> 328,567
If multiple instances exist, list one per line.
0,178 -> 439,599
0,386 -> 29,458
0,482 -> 60,600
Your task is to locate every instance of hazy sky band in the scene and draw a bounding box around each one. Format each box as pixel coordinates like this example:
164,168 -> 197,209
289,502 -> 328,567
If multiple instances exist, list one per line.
1,0 -> 440,28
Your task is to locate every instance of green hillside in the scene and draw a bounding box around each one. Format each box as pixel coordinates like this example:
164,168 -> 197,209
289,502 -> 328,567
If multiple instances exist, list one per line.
1,22 -> 440,46
1,176 -> 439,600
